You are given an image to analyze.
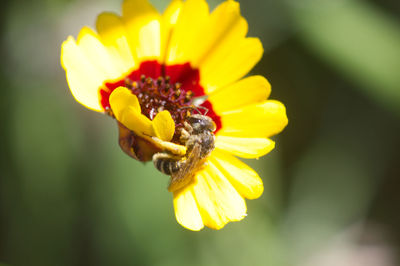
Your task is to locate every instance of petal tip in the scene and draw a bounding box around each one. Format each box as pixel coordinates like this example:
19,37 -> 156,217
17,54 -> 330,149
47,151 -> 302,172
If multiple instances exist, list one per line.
60,36 -> 76,69
152,110 -> 175,141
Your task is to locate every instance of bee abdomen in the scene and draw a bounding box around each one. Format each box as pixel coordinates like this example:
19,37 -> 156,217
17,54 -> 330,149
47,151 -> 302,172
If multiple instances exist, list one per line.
153,153 -> 181,175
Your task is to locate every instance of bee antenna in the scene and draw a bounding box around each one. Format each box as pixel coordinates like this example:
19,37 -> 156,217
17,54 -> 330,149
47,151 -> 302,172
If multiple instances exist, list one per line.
181,105 -> 209,115
196,106 -> 209,115
181,106 -> 200,115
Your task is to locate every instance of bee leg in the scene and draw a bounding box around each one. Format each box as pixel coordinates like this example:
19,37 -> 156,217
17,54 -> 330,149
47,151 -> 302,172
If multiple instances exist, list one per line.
179,127 -> 190,144
142,134 -> 187,156
183,121 -> 193,134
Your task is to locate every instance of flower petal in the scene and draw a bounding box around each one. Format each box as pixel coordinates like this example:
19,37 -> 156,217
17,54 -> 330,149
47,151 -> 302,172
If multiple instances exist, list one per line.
218,100 -> 288,138
201,37 -> 263,94
191,164 -> 247,230
173,188 -> 204,231
108,87 -> 141,119
61,36 -> 104,112
210,150 -> 263,199
109,87 -> 155,137
186,0 -> 248,67
76,27 -> 125,80
96,12 -> 137,73
122,0 -> 161,60
160,0 -> 183,62
152,110 -> 175,141
215,136 -> 275,159
121,107 -> 154,137
208,75 -> 271,114
165,0 -> 210,64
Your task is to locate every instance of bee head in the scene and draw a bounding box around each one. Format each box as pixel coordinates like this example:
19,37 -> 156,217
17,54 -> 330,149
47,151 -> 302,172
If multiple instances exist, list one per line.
186,114 -> 216,133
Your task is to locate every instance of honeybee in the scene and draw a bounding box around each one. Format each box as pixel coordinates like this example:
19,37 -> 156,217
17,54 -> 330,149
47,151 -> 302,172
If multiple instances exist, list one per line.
153,114 -> 216,192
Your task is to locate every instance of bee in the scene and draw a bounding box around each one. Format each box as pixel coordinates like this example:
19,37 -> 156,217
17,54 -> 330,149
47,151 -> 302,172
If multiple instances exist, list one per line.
153,114 -> 216,192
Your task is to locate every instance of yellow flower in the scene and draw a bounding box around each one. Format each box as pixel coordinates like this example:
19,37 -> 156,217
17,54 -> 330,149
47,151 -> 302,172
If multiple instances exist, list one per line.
61,0 -> 288,231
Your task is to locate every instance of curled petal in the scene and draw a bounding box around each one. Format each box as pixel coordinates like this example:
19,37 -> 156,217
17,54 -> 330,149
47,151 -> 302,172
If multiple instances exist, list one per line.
152,110 -> 175,141
109,86 -> 141,119
109,87 -> 154,137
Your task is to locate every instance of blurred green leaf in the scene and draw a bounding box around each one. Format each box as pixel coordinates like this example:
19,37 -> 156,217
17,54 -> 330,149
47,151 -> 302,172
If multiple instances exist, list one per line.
5,84 -> 85,266
281,86 -> 398,263
288,0 -> 400,114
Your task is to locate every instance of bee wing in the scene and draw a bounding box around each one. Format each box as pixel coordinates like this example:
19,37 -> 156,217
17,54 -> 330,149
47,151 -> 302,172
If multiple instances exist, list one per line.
168,143 -> 202,192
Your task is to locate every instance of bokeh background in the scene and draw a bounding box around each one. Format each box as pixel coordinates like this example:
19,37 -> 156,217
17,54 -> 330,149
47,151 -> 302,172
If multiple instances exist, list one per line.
0,0 -> 399,265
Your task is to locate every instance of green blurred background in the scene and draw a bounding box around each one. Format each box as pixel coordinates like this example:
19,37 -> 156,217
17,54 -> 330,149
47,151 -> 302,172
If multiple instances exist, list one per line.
0,0 -> 399,265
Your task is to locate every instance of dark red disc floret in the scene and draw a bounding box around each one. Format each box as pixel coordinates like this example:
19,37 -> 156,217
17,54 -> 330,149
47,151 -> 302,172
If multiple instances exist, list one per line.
100,60 -> 222,138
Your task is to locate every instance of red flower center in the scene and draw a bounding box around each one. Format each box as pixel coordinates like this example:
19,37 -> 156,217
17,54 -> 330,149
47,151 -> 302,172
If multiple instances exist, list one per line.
100,60 -> 221,142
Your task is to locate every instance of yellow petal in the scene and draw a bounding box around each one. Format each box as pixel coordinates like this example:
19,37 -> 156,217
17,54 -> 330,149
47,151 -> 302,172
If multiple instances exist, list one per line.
77,27 -> 127,80
215,136 -> 275,159
186,0 -> 248,67
108,87 -> 141,120
165,0 -> 210,64
208,75 -> 271,114
191,164 -> 247,230
173,188 -> 204,231
122,0 -> 161,60
96,12 -> 136,73
120,106 -> 155,137
210,150 -> 263,199
201,37 -> 263,94
109,87 -> 155,137
160,0 -> 183,62
61,36 -> 104,112
152,110 -> 175,141
218,100 -> 288,138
